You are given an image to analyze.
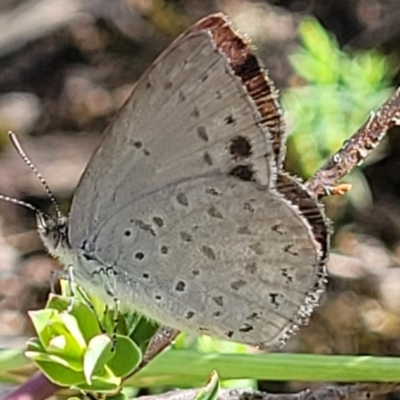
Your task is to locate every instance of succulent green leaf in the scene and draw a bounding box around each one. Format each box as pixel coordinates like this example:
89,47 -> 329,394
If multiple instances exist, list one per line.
195,371 -> 220,400
74,365 -> 121,394
107,335 -> 142,378
28,309 -> 57,348
84,334 -> 114,384
48,293 -> 101,343
33,358 -> 86,386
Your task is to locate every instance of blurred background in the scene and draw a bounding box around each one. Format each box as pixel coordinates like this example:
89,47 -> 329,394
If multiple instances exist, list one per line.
1,0 -> 400,396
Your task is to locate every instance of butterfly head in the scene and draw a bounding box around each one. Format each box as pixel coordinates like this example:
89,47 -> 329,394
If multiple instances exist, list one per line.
36,212 -> 70,258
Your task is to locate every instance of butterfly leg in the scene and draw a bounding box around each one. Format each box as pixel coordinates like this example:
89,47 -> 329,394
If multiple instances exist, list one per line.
66,265 -> 77,313
103,290 -> 120,352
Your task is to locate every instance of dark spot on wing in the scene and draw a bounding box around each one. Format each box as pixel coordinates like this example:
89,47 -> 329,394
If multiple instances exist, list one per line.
135,252 -> 144,260
180,232 -> 193,242
243,202 -> 255,212
231,279 -> 246,291
239,323 -> 254,333
269,293 -> 280,308
203,151 -> 213,165
177,193 -> 189,206
272,224 -> 286,235
134,220 -> 156,236
229,136 -> 252,158
212,296 -> 224,307
281,268 -> 293,283
245,262 -> 257,274
153,216 -> 164,227
197,126 -> 209,141
283,243 -> 298,256
225,114 -> 236,125
191,107 -> 200,118
229,165 -> 254,181
186,311 -> 194,319
246,312 -> 260,321
207,206 -> 223,219
175,281 -> 186,292
206,187 -> 220,196
160,246 -> 168,254
202,245 -> 216,260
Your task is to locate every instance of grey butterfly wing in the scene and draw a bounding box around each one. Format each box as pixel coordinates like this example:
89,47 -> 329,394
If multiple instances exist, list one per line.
70,22 -> 279,250
79,173 -> 326,347
67,14 -> 329,347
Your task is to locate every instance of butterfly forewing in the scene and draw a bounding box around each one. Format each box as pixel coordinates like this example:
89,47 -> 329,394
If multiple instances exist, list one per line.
70,28 -> 276,249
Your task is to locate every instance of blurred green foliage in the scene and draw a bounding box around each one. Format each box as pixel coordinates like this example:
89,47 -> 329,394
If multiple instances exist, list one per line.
282,17 -> 396,180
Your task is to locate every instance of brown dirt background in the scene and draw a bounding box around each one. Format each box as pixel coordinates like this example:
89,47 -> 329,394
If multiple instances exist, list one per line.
1,0 -> 400,395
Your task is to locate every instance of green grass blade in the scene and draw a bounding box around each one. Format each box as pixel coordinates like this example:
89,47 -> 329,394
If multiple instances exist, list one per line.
130,351 -> 400,387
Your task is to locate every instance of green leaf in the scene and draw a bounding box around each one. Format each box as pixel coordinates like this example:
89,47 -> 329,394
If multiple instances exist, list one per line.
295,18 -> 340,84
28,309 -> 57,348
107,335 -> 142,378
128,316 -> 160,353
84,334 -> 114,384
46,293 -> 72,311
195,371 -> 220,400
130,351 -> 400,388
59,313 -> 87,349
300,17 -> 339,65
25,350 -> 83,372
74,365 -> 121,394
48,293 -> 101,343
25,337 -> 45,353
0,348 -> 31,371
33,358 -> 85,386
45,316 -> 86,360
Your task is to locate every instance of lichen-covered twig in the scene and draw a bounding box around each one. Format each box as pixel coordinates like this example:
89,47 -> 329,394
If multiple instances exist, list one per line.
135,382 -> 400,400
306,88 -> 400,197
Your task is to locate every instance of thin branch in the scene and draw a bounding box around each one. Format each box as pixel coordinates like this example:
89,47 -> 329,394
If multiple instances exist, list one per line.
306,87 -> 400,197
135,383 -> 400,400
130,326 -> 180,378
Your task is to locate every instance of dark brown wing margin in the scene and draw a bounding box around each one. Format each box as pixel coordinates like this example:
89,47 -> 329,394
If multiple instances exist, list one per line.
187,13 -> 286,168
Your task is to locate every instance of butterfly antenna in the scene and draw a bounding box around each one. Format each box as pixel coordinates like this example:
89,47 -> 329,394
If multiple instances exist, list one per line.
0,194 -> 40,213
8,131 -> 62,219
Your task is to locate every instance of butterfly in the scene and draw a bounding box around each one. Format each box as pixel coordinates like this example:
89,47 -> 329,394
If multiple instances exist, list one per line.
4,13 -> 330,349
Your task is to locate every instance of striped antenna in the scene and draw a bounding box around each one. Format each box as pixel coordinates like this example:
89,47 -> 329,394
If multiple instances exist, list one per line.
8,131 -> 62,219
0,194 -> 39,213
